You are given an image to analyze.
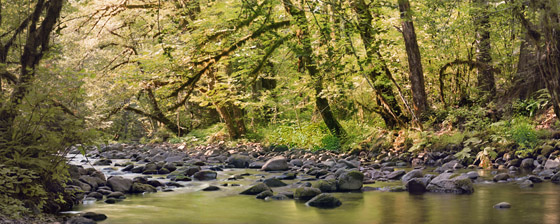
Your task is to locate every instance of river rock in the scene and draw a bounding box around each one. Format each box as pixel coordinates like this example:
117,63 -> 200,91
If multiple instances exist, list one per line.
493,202 -> 511,209
401,170 -> 423,183
122,164 -> 134,172
256,190 -> 273,199
262,156 -> 289,171
184,166 -> 201,176
93,159 -> 112,166
387,170 -> 406,180
336,170 -> 364,191
86,192 -> 103,200
82,212 -> 107,221
130,182 -> 157,193
107,191 -> 125,199
405,178 -> 430,194
193,170 -> 217,181
306,193 -> 342,208
527,175 -> 544,183
263,178 -> 287,187
313,179 -> 337,192
240,183 -> 271,195
519,180 -> 533,188
552,172 -> 560,184
520,158 -> 535,169
227,155 -> 253,168
426,172 -> 474,194
493,173 -> 510,182
290,159 -> 304,167
466,171 -> 479,180
544,158 -> 560,169
202,186 -> 220,191
107,176 -> 132,193
66,216 -> 96,224
339,159 -> 360,169
249,162 -> 265,169
294,187 -> 321,201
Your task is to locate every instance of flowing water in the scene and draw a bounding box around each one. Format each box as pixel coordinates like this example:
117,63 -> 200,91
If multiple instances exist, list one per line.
70,156 -> 560,224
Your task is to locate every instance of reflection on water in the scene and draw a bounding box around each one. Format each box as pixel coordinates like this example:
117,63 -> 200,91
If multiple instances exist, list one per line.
75,169 -> 560,224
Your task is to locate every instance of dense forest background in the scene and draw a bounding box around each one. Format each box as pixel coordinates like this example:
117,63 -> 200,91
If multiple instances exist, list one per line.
1,0 -> 560,217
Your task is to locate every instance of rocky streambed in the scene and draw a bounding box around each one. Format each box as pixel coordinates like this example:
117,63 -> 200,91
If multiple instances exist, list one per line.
61,143 -> 560,224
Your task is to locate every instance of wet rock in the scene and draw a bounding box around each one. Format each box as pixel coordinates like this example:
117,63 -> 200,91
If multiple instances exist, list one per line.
263,178 -> 288,188
493,202 -> 511,209
166,182 -> 184,187
240,183 -> 271,195
538,169 -> 555,179
147,180 -> 164,187
520,158 -> 535,169
66,216 -> 96,224
339,159 -> 360,169
519,180 -> 533,188
82,212 -> 107,221
131,166 -> 144,173
107,176 -> 132,193
227,155 -> 253,168
122,164 -> 134,172
130,182 -> 157,193
202,186 -> 221,191
401,170 -> 423,183
104,198 -> 118,204
426,172 -> 474,194
173,176 -> 192,181
336,171 -> 364,191
93,159 -> 112,166
290,159 -> 304,167
107,191 -> 125,199
466,171 -> 479,180
193,170 -> 217,181
405,178 -> 430,194
184,166 -> 201,176
133,176 -> 148,184
265,194 -> 290,201
164,163 -> 177,172
294,187 -> 321,201
313,179 -> 337,192
86,192 -> 103,200
277,172 -> 297,180
493,173 -> 510,182
249,162 -> 265,169
262,156 -> 289,171
306,193 -> 342,208
386,170 -> 406,180
527,175 -> 544,183
551,172 -> 560,184
256,190 -> 273,199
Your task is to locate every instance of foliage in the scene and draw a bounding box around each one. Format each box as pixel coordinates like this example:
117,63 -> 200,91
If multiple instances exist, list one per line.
474,147 -> 497,169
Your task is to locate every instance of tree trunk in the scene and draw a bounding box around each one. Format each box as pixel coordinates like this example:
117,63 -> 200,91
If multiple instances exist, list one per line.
398,0 -> 428,116
351,0 -> 407,129
215,102 -> 246,139
0,0 -> 64,139
474,0 -> 496,99
507,32 -> 544,100
282,0 -> 346,138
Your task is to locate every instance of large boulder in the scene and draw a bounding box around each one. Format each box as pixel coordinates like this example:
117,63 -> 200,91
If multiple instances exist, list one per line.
294,187 -> 321,201
551,172 -> 560,184
544,158 -> 560,170
227,155 -> 253,168
107,176 -> 132,193
261,156 -> 289,171
426,172 -> 474,194
240,183 -> 271,195
306,193 -> 342,208
193,170 -> 217,181
336,171 -> 364,191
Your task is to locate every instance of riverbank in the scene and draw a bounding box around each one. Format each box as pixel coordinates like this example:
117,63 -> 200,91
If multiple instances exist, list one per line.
44,140 -> 560,223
